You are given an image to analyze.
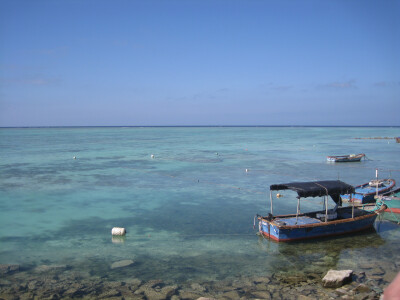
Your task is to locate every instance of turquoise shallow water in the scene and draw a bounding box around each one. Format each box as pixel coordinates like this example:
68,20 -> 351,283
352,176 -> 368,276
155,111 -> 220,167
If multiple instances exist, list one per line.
0,127 -> 399,284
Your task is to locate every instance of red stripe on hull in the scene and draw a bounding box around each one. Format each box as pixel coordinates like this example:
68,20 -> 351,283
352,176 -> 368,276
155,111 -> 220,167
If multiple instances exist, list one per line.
385,208 -> 400,214
260,224 -> 375,242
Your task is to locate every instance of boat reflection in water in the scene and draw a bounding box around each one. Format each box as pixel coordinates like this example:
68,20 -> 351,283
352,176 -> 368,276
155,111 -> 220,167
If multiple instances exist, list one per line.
255,225 -> 386,279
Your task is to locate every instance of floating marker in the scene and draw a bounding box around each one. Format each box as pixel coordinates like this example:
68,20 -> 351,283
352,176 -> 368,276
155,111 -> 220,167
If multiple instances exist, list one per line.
73,156 -> 76,160
150,154 -> 155,159
111,227 -> 126,236
245,169 -> 249,173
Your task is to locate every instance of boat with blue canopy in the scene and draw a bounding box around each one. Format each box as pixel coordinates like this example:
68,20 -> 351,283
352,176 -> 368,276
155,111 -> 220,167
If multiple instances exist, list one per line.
256,180 -> 386,242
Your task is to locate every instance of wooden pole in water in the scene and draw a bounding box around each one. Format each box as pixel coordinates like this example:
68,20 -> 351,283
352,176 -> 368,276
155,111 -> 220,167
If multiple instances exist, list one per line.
325,196 -> 328,222
270,190 -> 273,215
352,194 -> 354,218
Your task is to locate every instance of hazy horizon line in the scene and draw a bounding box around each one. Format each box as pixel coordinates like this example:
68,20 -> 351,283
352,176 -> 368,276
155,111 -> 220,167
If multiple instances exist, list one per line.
1,125 -> 400,129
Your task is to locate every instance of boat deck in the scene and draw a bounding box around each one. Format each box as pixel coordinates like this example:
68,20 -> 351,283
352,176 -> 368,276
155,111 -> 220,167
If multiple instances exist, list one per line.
273,207 -> 373,225
355,187 -> 381,194
275,216 -> 321,225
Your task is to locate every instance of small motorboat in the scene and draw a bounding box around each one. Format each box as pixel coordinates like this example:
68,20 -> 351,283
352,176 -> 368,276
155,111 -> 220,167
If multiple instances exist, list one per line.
327,153 -> 365,162
341,178 -> 396,204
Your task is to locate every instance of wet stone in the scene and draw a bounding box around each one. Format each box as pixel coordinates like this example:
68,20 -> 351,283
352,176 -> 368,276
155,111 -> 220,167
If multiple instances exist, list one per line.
253,276 -> 271,284
98,288 -> 121,298
383,270 -> 398,284
335,287 -> 350,295
254,282 -> 268,291
221,290 -> 240,299
0,292 -> 19,300
284,275 -> 308,284
211,281 -> 235,292
104,281 -> 123,289
134,279 -> 163,295
63,283 -> 88,297
0,264 -> 20,275
353,283 -> 371,293
179,290 -> 203,299
124,278 -> 142,288
191,283 -> 207,293
0,279 -> 12,286
161,285 -> 179,298
369,266 -> 385,276
251,290 -> 272,299
110,259 -> 135,269
19,293 -> 35,300
27,280 -> 40,290
297,295 -> 316,300
322,270 -> 353,288
353,293 -> 372,300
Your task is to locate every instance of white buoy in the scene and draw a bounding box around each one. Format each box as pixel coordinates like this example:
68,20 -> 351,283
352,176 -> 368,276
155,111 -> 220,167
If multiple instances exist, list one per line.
277,193 -> 282,198
245,169 -> 249,173
150,154 -> 155,159
73,156 -> 76,159
111,227 -> 126,236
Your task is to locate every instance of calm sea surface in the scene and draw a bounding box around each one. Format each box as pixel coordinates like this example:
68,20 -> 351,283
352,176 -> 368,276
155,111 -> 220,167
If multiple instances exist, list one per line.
1,127 -> 399,284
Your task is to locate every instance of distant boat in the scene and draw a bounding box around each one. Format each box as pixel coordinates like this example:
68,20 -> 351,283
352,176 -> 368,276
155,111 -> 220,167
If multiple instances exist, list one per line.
256,180 -> 385,242
341,178 -> 396,204
327,153 -> 365,162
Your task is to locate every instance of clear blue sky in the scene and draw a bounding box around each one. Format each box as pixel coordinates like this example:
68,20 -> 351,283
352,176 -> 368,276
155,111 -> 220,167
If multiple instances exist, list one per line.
1,0 -> 399,126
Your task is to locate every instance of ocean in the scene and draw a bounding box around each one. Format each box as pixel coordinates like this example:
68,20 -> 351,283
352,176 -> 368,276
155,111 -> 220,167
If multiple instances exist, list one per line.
0,126 -> 399,297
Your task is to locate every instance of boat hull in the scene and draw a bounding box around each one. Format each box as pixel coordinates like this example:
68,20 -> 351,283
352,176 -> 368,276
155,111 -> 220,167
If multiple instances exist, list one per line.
327,154 -> 365,162
382,197 -> 400,214
341,179 -> 396,204
258,207 -> 383,242
385,207 -> 400,214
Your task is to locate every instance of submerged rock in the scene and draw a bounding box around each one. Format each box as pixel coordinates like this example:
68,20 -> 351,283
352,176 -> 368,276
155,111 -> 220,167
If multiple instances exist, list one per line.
34,264 -> 69,273
143,285 -> 178,300
251,290 -> 272,299
190,283 -> 207,293
353,283 -> 371,293
98,288 -> 121,298
221,290 -> 240,299
322,269 -> 353,288
0,264 -> 20,275
110,259 -> 134,269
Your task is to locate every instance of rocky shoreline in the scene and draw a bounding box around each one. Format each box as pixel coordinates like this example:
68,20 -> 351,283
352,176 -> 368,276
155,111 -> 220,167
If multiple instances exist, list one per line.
1,262 -> 396,300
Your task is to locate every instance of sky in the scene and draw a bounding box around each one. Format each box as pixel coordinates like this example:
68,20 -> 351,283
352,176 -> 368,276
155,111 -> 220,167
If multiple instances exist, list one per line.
0,0 -> 399,126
